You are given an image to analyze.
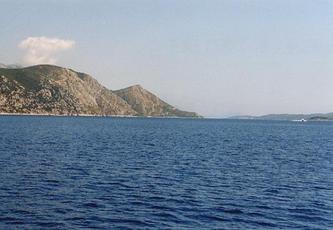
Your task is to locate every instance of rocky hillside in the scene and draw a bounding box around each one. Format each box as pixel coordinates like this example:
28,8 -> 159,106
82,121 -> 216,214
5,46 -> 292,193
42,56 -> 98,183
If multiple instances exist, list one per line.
0,65 -> 199,117
114,85 -> 199,117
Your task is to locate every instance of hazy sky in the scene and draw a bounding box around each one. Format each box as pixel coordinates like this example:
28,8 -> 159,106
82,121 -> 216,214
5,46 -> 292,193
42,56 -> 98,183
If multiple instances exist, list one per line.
1,0 -> 333,117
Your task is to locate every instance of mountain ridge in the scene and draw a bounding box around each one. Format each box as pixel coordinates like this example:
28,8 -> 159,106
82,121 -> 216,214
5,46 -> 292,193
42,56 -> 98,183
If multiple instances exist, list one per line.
0,63 -> 23,69
0,64 -> 200,117
114,84 -> 198,117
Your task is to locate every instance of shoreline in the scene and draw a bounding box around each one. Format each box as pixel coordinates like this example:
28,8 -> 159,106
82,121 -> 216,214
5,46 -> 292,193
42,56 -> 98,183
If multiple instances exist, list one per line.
0,112 -> 202,119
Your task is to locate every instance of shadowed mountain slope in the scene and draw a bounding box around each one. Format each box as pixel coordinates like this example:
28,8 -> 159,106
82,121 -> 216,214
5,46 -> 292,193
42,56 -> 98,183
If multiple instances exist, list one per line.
114,85 -> 199,117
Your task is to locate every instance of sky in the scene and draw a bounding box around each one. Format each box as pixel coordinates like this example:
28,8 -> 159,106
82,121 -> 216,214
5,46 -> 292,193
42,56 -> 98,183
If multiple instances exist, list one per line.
1,0 -> 333,117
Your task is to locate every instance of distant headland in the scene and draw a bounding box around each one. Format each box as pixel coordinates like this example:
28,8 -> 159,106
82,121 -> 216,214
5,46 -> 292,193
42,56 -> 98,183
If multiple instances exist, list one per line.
228,113 -> 333,121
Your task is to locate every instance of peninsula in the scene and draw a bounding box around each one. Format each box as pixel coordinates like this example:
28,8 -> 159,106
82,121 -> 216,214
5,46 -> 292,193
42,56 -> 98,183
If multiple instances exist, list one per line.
229,113 -> 333,121
0,64 -> 199,117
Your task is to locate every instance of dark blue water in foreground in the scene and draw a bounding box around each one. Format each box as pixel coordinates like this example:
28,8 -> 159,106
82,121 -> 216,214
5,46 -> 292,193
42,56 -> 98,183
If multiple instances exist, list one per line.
0,117 -> 332,229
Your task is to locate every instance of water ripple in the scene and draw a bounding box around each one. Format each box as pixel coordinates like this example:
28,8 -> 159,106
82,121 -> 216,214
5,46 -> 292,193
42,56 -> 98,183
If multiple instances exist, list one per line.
0,117 -> 332,229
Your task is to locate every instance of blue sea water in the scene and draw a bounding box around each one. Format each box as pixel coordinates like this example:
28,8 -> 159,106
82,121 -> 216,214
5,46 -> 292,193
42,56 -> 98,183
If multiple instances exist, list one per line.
0,116 -> 332,229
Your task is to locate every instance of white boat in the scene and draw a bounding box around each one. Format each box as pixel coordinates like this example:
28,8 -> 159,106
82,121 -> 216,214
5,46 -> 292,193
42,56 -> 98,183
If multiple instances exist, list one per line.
292,118 -> 307,122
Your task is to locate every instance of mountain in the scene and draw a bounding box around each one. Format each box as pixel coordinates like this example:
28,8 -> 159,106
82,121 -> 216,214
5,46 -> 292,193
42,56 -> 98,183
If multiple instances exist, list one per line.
229,113 -> 333,121
0,63 -> 23,69
114,85 -> 199,117
0,64 -> 199,117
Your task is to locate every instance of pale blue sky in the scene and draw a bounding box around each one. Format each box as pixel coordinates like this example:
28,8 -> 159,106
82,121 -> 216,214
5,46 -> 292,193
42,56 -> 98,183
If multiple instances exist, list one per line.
1,0 -> 333,117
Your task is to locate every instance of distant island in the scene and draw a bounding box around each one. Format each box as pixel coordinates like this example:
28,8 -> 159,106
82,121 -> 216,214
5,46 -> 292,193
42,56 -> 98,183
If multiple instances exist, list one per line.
0,64 -> 200,118
229,113 -> 333,121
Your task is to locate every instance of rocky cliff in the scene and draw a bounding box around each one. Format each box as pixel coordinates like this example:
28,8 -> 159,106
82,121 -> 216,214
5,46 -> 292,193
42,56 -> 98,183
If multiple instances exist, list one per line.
0,65 -> 199,117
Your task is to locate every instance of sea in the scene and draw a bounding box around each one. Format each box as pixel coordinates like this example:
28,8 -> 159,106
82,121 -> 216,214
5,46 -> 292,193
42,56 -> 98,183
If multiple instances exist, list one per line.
0,116 -> 332,229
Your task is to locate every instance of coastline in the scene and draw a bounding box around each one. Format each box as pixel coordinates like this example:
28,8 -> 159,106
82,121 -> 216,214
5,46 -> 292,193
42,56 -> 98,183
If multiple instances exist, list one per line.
0,112 -> 202,119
